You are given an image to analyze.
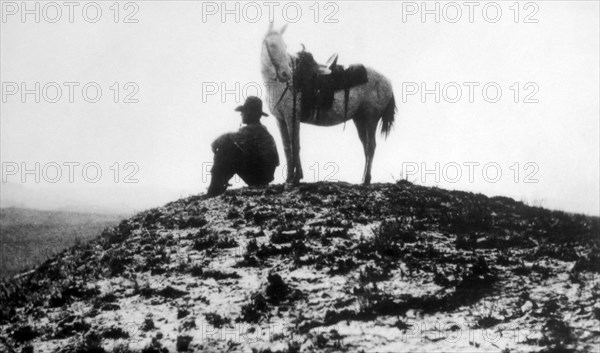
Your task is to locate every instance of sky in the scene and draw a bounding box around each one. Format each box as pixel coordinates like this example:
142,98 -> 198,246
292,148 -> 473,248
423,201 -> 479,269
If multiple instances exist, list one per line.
1,1 -> 598,216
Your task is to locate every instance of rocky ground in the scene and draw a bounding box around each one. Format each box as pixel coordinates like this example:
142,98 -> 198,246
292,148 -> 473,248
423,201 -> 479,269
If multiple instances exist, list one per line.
1,181 -> 599,353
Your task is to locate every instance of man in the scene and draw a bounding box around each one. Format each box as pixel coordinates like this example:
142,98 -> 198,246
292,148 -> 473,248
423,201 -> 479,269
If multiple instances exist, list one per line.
206,96 -> 280,197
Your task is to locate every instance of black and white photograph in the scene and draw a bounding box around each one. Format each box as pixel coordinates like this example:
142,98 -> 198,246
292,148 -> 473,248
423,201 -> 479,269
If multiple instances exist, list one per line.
1,1 -> 599,352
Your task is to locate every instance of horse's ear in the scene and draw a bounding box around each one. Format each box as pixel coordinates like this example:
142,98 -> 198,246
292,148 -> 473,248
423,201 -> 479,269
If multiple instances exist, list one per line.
268,21 -> 274,33
280,23 -> 288,34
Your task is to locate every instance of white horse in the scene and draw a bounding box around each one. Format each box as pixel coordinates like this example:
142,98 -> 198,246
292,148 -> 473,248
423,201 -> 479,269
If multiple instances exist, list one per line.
261,23 -> 396,185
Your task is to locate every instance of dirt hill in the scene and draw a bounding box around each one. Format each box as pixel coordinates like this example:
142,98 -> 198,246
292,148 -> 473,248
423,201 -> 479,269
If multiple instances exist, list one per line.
1,181 -> 599,353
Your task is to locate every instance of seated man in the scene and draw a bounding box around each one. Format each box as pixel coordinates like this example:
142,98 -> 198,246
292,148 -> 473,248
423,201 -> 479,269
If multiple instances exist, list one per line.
206,96 -> 279,197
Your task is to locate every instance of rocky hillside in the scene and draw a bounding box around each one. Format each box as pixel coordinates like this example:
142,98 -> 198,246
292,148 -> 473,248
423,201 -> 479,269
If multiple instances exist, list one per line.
1,181 -> 599,353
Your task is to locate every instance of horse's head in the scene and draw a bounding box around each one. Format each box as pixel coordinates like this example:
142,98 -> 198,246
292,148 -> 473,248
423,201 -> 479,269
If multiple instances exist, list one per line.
263,22 -> 292,82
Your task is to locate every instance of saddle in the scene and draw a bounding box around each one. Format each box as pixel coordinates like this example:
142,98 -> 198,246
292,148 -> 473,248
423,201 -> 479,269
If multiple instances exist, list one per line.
294,49 -> 368,122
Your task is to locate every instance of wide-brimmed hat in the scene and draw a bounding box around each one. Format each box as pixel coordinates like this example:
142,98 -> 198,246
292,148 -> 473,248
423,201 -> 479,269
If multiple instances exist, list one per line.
234,96 -> 269,117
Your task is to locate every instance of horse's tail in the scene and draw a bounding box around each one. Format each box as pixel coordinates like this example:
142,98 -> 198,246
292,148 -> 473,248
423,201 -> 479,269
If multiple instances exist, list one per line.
380,94 -> 396,138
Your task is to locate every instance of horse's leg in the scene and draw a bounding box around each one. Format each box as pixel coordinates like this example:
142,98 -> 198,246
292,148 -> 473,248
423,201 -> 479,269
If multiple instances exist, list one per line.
295,121 -> 303,182
276,118 -> 294,182
363,117 -> 378,186
286,117 -> 302,184
353,118 -> 369,184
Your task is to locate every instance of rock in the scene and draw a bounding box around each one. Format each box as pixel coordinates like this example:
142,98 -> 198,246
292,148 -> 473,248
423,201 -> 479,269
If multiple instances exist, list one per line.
300,338 -> 315,352
521,301 -> 533,313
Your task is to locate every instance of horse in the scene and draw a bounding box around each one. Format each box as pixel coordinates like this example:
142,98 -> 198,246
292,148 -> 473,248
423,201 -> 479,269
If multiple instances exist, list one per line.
261,22 -> 396,185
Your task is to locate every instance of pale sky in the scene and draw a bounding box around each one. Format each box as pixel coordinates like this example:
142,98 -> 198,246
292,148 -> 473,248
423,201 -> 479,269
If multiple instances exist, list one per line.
1,1 -> 598,215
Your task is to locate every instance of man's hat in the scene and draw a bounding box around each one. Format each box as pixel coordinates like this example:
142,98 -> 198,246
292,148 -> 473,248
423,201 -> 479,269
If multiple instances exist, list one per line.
235,96 -> 269,117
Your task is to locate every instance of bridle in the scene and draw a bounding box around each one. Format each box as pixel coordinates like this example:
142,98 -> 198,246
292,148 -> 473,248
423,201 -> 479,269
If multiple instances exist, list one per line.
262,34 -> 296,111
262,33 -> 294,84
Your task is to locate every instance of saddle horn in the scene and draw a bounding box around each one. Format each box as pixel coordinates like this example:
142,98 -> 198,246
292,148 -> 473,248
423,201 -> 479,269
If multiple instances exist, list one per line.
300,43 -> 305,52
326,53 -> 339,69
